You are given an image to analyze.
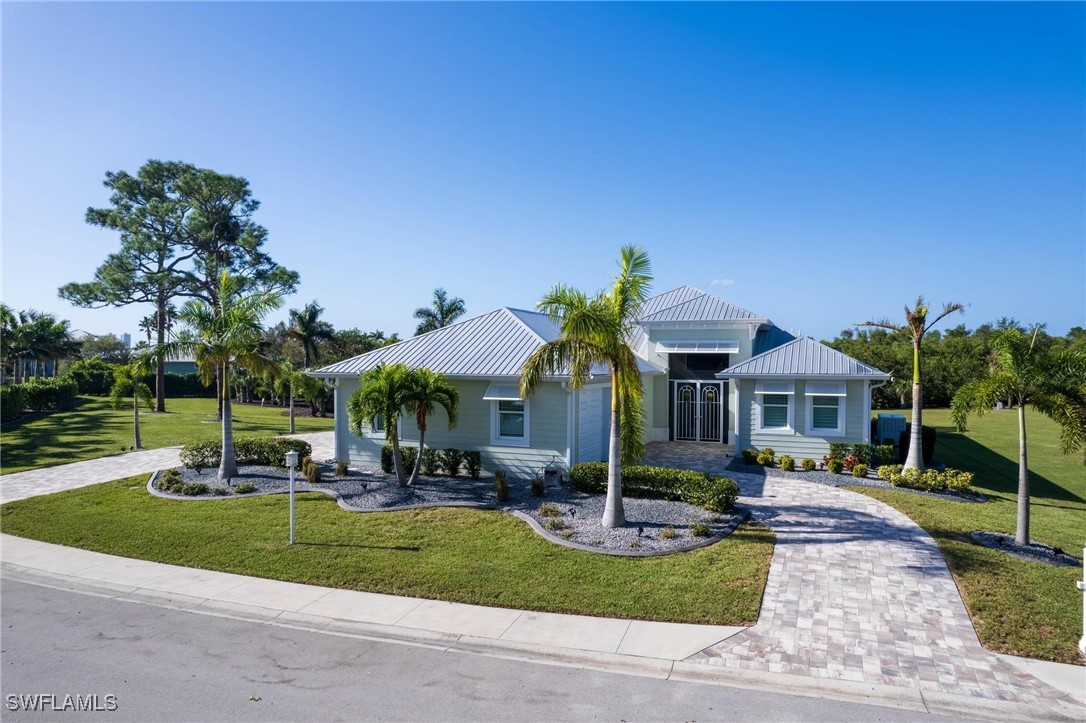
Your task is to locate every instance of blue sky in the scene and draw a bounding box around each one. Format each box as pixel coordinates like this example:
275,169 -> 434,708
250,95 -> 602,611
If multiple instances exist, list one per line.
3,2 -> 1083,344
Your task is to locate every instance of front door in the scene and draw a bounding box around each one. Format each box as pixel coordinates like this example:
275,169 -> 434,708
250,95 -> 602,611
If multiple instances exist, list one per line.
672,381 -> 724,442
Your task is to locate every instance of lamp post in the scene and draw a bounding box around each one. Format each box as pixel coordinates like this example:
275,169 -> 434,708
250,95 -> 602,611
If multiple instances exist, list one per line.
285,450 -> 299,544
1078,545 -> 1085,657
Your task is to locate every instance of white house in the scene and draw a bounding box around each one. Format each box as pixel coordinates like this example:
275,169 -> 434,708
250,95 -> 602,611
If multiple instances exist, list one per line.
312,286 -> 890,477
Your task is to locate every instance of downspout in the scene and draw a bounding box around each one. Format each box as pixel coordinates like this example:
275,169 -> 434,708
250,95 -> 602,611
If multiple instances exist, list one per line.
562,381 -> 573,471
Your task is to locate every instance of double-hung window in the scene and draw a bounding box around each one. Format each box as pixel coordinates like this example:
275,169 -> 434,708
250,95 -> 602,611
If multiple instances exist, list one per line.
805,382 -> 846,436
484,383 -> 530,447
755,381 -> 794,433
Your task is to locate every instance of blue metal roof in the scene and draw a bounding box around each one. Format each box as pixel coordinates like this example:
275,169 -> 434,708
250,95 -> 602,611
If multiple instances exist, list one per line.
719,337 -> 891,379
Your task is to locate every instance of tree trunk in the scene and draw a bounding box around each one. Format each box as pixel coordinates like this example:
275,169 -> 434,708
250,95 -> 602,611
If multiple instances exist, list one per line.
216,365 -> 224,421
133,394 -> 142,450
408,427 -> 425,486
1015,403 -> 1030,546
390,429 -> 407,487
904,342 -> 925,471
602,379 -> 626,528
154,296 -> 166,413
288,382 -> 296,435
218,361 -> 238,480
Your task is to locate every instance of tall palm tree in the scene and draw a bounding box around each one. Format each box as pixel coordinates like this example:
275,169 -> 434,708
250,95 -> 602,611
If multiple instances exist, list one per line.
157,272 -> 283,480
402,368 -> 460,485
858,297 -> 965,471
268,361 -> 326,434
347,362 -> 413,486
413,288 -> 466,336
521,245 -> 652,528
952,327 -> 1086,545
288,301 -> 335,368
109,354 -> 154,450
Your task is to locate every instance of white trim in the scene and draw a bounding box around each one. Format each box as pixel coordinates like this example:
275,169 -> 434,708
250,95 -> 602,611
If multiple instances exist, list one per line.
755,380 -> 796,395
804,381 -> 847,396
655,340 -> 740,354
805,393 -> 846,437
482,382 -> 523,401
756,390 -> 795,435
490,399 -> 530,447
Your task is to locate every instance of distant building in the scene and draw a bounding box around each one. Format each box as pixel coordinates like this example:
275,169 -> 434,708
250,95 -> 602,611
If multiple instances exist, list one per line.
121,333 -> 132,348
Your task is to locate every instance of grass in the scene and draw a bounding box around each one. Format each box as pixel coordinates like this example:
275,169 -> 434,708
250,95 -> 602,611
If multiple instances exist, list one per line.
0,396 -> 334,475
852,408 -> 1085,664
0,477 -> 775,625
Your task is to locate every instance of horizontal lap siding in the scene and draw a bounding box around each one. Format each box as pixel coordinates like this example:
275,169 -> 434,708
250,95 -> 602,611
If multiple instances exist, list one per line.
738,379 -> 868,459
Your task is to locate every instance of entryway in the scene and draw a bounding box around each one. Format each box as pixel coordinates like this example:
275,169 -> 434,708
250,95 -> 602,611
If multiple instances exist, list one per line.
671,381 -> 724,443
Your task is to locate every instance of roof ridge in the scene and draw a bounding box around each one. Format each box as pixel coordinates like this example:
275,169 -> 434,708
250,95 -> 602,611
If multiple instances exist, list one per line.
502,307 -> 550,344
637,285 -> 710,320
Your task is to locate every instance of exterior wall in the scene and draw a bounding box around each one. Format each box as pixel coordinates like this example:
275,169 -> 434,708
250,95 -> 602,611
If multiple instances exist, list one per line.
334,377 -> 571,481
735,378 -> 868,460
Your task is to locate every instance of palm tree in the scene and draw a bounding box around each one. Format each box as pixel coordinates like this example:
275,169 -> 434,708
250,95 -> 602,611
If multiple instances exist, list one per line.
110,355 -> 154,450
858,297 -> 965,471
347,362 -> 413,486
268,361 -> 326,434
413,288 -> 466,336
521,245 -> 652,528
288,301 -> 335,368
402,368 -> 460,485
157,272 -> 283,480
951,327 -> 1086,545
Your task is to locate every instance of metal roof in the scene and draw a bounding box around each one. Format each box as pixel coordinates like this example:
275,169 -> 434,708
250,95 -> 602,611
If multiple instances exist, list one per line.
312,307 -> 663,379
718,337 -> 891,379
636,285 -> 764,324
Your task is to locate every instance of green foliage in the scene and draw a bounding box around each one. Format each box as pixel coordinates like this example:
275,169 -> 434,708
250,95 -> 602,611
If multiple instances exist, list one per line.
569,462 -> 738,513
881,465 -> 974,493
233,482 -> 258,494
413,288 -> 467,336
659,526 -> 678,540
494,469 -> 509,502
542,517 -> 567,532
826,458 -> 844,474
210,486 -> 229,496
828,442 -> 850,458
850,443 -> 873,465
877,464 -> 903,481
852,463 -> 869,478
21,377 -> 80,413
689,521 -> 711,538
800,458 -> 816,471
440,448 -> 463,476
778,455 -> 795,472
463,450 -> 482,480
67,358 -> 115,396
156,469 -> 210,496
740,448 -> 758,465
420,448 -> 441,476
756,450 -> 775,467
537,502 -> 562,518
898,426 -> 937,465
180,436 -> 312,470
163,372 -> 215,398
873,444 -> 896,467
381,444 -> 418,475
841,454 -> 861,471
0,385 -> 27,421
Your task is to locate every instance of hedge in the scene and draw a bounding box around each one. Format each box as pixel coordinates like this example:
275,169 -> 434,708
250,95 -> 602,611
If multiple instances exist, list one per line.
381,444 -> 418,474
1,385 -> 27,421
67,358 -> 115,396
21,377 -> 79,413
162,372 -> 215,398
179,436 -> 313,470
569,462 -> 739,513
898,425 -> 937,465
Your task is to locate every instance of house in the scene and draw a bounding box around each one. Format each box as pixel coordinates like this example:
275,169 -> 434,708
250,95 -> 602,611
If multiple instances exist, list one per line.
312,286 -> 890,477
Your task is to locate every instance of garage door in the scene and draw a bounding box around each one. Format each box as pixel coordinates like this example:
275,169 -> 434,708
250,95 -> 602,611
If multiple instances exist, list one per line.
578,387 -> 609,463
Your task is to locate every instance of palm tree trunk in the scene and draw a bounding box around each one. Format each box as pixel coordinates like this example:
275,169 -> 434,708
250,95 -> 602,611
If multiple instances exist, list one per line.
408,429 -> 425,486
155,298 -> 166,413
218,361 -> 238,480
602,380 -> 626,528
289,381 -> 296,435
133,394 -> 142,450
390,433 -> 407,487
1016,402 -> 1030,546
904,342 -> 925,471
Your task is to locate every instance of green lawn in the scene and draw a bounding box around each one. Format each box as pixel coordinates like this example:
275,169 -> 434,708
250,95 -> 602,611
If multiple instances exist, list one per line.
0,477 -> 775,625
853,408 -> 1085,664
0,397 -> 334,475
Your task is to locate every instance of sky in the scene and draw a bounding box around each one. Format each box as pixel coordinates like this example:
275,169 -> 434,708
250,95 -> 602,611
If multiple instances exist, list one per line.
3,2 -> 1084,345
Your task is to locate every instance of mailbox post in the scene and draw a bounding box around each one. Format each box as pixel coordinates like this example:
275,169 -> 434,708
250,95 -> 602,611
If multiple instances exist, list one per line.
285,450 -> 299,544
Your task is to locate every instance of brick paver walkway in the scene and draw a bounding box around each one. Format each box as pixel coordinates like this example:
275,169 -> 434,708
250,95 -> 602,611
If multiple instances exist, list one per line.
643,443 -> 1081,710
0,431 -> 334,504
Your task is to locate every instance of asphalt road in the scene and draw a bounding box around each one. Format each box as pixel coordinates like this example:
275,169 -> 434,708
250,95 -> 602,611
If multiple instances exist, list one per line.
0,579 -> 963,722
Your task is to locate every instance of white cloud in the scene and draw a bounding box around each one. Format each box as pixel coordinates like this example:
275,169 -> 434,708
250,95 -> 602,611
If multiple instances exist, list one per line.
710,278 -> 735,287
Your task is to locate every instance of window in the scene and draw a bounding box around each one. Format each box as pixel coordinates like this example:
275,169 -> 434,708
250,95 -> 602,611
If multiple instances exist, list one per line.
761,395 -> 790,429
372,414 -> 384,434
492,399 -> 530,446
755,381 -> 794,433
810,396 -> 839,429
804,381 -> 846,436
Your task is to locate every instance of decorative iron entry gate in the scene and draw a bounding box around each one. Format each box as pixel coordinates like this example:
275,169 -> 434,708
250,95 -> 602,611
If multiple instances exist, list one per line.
672,381 -> 724,442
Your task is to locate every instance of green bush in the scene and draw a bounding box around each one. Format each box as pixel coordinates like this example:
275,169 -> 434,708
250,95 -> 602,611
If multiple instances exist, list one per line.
659,526 -> 678,540
67,358 -> 115,396
440,448 -> 463,476
537,502 -> 562,518
234,482 -> 258,494
873,444 -> 896,467
756,451 -> 775,467
850,443 -> 873,466
210,486 -> 229,496
689,521 -> 711,538
162,372 -> 215,398
180,482 -> 209,496
494,469 -> 509,502
1,385 -> 27,421
852,464 -> 868,478
828,442 -> 850,459
826,458 -> 844,474
800,458 -> 816,471
882,465 -> 973,493
180,437 -> 312,470
778,455 -> 795,472
569,462 -> 739,513
542,517 -> 567,532
22,377 -> 79,412
381,445 -> 418,475
877,464 -> 903,481
740,448 -> 759,465
420,448 -> 441,476
463,450 -> 482,480
179,441 -> 220,470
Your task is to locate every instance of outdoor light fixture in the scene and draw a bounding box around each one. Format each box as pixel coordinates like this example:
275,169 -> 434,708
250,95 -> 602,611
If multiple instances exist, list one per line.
285,450 -> 299,544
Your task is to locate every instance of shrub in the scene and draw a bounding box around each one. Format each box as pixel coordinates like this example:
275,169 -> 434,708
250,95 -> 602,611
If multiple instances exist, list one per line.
873,444 -> 896,467
687,476 -> 740,513
463,450 -> 482,479
1,385 -> 27,421
420,448 -> 441,476
883,466 -> 973,494
537,502 -> 562,517
842,454 -> 862,472
569,462 -> 739,513
381,445 -> 418,475
494,469 -> 509,502
689,521 -> 711,538
179,441 -> 220,470
828,442 -> 850,459
67,358 -> 115,396
440,448 -> 463,476
543,518 -> 567,532
531,477 -> 545,497
22,377 -> 79,412
335,461 -> 349,477
878,464 -> 903,481
778,455 -> 795,472
826,458 -> 844,474
557,528 -> 574,539
234,482 -> 258,494
659,526 -> 678,540
800,458 -> 816,471
162,372 -> 214,398
182,437 -> 312,470
157,468 -> 185,494
210,486 -> 229,496
306,462 -> 322,484
756,451 -> 775,467
850,443 -> 873,466
628,539 -> 642,549
852,464 -> 868,478
740,448 -> 759,465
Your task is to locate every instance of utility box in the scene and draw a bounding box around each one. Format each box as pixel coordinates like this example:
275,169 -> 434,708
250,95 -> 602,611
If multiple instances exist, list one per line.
877,414 -> 907,447
544,467 -> 562,487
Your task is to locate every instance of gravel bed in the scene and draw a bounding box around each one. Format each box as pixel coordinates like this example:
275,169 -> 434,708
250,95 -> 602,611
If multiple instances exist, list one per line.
155,464 -> 744,554
970,531 -> 1079,567
723,459 -> 986,503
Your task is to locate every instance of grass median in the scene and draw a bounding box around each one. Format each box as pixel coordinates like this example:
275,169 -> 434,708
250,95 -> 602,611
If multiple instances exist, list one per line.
0,476 -> 774,625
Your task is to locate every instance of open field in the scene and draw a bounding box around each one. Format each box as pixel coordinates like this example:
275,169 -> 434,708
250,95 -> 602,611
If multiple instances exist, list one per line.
0,476 -> 774,625
0,397 -> 334,475
853,408 -> 1084,664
